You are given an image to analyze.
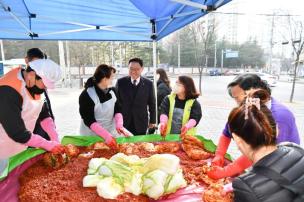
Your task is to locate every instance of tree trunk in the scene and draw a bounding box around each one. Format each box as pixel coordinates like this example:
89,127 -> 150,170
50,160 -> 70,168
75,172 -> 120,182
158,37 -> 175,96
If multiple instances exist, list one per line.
198,66 -> 203,93
289,55 -> 299,102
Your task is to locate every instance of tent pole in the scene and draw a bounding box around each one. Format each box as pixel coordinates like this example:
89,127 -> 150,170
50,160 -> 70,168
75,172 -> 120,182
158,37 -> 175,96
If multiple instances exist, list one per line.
0,40 -> 5,62
153,40 -> 158,126
58,41 -> 66,87
65,41 -> 71,88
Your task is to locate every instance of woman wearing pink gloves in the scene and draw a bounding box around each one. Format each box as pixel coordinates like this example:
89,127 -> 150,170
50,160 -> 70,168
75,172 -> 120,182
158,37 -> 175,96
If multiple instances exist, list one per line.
79,64 -> 125,149
0,58 -> 64,174
159,76 -> 202,137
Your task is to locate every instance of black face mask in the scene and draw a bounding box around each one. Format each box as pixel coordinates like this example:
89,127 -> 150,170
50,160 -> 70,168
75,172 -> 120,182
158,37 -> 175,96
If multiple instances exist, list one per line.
26,85 -> 45,95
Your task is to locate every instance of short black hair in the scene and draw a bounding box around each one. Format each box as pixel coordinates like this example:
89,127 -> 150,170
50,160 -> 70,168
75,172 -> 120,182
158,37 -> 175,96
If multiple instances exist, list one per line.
128,58 -> 143,67
26,48 -> 47,61
227,73 -> 271,96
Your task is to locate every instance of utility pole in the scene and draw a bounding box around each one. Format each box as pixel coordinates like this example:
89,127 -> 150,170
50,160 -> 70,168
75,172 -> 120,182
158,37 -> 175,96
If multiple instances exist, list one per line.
214,42 -> 217,69
269,13 -> 275,73
0,40 -> 5,62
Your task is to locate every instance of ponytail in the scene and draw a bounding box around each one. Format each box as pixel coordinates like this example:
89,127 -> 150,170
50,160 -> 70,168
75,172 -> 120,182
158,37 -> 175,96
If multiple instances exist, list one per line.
228,89 -> 277,149
84,77 -> 95,89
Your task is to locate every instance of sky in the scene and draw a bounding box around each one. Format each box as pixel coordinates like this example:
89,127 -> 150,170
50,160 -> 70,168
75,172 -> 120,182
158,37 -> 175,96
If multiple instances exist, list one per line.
214,0 -> 304,56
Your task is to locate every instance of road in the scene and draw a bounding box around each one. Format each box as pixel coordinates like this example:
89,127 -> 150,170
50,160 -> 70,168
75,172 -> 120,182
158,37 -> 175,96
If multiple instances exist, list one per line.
49,75 -> 304,158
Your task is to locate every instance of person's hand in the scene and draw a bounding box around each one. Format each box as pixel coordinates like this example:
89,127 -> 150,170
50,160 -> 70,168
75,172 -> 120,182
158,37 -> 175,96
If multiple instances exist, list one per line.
90,122 -> 118,149
159,123 -> 167,137
207,166 -> 226,179
116,127 -> 124,135
211,155 -> 225,167
114,113 -> 124,135
221,183 -> 233,196
51,144 -> 65,154
180,126 -> 189,137
213,135 -> 231,167
149,123 -> 156,129
105,137 -> 118,150
208,155 -> 253,180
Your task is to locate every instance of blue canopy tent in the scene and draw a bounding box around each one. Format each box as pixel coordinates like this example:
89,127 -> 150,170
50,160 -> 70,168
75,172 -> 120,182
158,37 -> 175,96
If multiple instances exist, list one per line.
0,0 -> 232,123
0,0 -> 231,41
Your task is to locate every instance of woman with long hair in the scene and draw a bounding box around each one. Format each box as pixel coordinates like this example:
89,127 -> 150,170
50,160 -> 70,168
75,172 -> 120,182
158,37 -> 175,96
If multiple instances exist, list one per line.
156,68 -> 171,121
159,76 -> 202,137
79,64 -> 124,149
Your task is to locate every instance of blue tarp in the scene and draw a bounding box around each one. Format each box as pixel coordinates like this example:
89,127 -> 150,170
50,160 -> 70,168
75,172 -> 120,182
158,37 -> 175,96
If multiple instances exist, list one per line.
0,0 -> 231,41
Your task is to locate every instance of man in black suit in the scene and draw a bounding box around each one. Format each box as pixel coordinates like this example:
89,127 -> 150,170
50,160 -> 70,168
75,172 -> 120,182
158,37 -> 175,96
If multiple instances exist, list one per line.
116,58 -> 156,135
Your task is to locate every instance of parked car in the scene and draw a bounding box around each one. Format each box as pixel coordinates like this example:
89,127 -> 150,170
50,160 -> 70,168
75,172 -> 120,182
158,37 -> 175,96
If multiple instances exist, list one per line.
256,73 -> 277,87
223,70 -> 234,76
287,76 -> 299,82
209,69 -> 221,76
144,71 -> 154,81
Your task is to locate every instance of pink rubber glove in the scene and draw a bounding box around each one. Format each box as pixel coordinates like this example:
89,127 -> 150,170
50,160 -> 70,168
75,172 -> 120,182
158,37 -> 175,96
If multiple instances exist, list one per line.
181,119 -> 196,136
159,114 -> 168,137
212,134 -> 231,167
114,113 -> 124,133
25,134 -> 60,152
40,117 -> 59,142
207,155 -> 253,179
90,122 -> 117,149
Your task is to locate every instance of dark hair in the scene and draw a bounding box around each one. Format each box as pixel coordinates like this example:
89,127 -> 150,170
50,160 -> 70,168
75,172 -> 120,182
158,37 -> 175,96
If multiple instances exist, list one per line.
128,58 -> 143,67
26,48 -> 47,62
228,89 -> 276,150
85,64 -> 116,89
227,74 -> 271,97
156,68 -> 170,88
178,76 -> 200,99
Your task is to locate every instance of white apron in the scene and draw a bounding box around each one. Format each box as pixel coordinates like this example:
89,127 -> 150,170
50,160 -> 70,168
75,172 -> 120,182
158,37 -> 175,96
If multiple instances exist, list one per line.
79,87 -> 120,138
0,71 -> 44,159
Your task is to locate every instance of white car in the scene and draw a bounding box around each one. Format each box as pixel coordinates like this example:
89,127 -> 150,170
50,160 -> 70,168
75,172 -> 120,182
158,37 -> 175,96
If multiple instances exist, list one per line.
256,73 -> 277,87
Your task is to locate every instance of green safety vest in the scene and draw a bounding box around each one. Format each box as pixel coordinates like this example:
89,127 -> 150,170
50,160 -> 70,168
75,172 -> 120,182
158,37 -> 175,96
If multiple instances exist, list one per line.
166,93 -> 196,136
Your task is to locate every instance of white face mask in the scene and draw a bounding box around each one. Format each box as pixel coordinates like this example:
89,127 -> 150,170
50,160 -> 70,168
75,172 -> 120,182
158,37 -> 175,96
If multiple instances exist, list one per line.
173,84 -> 182,94
156,74 -> 160,80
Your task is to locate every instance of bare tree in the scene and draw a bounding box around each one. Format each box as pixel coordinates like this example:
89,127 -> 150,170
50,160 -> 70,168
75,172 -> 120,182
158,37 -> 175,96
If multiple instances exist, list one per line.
285,16 -> 304,102
189,17 -> 217,93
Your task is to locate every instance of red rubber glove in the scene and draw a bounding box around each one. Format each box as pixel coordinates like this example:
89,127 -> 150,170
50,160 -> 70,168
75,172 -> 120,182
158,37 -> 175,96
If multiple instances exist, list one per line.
212,134 -> 231,167
159,114 -> 168,137
40,117 -> 60,142
207,155 -> 253,179
90,122 -> 118,150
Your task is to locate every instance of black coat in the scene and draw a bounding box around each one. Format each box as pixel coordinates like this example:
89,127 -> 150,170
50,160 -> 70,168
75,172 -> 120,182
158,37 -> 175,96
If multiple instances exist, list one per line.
157,80 -> 171,109
116,76 -> 156,135
233,142 -> 304,202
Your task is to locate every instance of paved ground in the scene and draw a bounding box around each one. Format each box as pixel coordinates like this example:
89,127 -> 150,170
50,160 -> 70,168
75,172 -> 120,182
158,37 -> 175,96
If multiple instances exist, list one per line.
49,75 -> 304,159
